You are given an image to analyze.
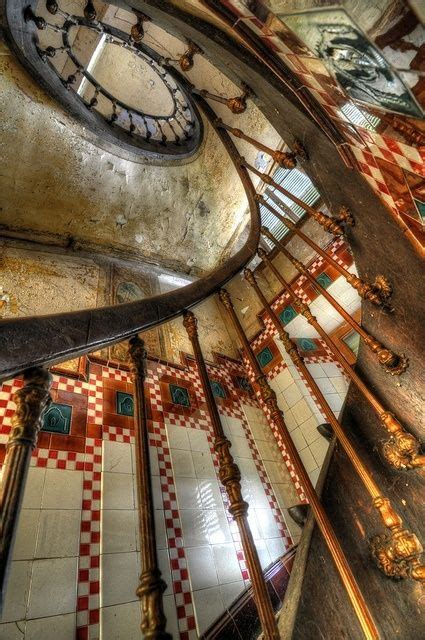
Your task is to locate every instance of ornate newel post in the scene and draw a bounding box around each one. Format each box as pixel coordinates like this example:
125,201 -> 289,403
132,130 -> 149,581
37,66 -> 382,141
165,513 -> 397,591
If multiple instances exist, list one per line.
128,336 -> 172,640
182,311 -> 279,640
218,289 -> 379,640
0,367 -> 52,609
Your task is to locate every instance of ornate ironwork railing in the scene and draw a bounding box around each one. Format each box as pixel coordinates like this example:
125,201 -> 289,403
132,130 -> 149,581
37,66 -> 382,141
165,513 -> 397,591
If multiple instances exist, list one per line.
5,0 -> 202,159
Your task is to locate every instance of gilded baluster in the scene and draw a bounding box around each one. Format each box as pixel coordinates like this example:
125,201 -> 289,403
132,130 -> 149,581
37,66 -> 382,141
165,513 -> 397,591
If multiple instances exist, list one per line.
243,270 -> 424,583
179,41 -> 202,71
261,226 -> 408,376
198,85 -> 251,114
258,195 -> 393,308
182,311 -> 279,640
218,289 -> 379,640
257,247 -> 423,470
0,368 -> 52,609
128,336 -> 172,640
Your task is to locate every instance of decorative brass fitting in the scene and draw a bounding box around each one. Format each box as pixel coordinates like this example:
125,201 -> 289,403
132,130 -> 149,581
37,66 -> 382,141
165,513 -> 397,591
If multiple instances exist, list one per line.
130,12 -> 150,43
371,497 -> 424,581
363,336 -> 408,376
179,42 -> 202,72
335,205 -> 355,227
381,413 -> 425,470
225,84 -> 251,114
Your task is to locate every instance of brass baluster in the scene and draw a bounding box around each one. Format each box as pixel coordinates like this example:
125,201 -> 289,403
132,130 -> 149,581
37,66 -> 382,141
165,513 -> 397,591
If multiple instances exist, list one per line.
128,337 -> 172,640
182,311 -> 279,640
218,289 -> 379,640
241,158 -> 354,234
257,247 -> 423,471
216,119 -> 303,168
195,85 -> 251,114
131,12 -> 150,43
242,271 -> 424,583
179,41 -> 202,71
0,368 -> 52,610
261,227 -> 408,376
258,195 -> 393,308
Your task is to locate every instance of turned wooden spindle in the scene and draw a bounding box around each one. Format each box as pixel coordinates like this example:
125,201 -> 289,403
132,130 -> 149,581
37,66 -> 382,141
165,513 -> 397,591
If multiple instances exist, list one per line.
0,367 -> 52,611
257,247 -> 423,471
262,226 -> 408,376
241,158 -> 354,234
182,311 -> 279,640
128,336 -> 172,640
216,118 -> 301,168
258,195 -> 393,307
243,270 -> 424,583
218,289 -> 378,639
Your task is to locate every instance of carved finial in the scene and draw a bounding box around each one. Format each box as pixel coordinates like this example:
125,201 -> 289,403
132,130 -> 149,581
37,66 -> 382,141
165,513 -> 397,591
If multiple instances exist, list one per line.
243,268 -> 255,286
84,1 -> 96,21
182,310 -> 198,339
179,42 -> 201,72
218,288 -> 233,310
128,335 -> 147,380
9,367 -> 52,449
131,12 -> 150,43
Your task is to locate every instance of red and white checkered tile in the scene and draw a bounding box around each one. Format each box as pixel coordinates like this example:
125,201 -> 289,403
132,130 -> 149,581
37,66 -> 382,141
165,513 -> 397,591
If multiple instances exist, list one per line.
87,373 -> 103,425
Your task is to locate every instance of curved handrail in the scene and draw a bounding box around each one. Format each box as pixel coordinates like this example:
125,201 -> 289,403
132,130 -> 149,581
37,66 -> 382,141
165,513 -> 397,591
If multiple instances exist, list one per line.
0,95 -> 260,382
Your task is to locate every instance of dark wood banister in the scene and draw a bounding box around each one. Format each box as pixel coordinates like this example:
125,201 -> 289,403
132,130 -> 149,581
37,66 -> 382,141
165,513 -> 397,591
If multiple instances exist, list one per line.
0,94 -> 260,383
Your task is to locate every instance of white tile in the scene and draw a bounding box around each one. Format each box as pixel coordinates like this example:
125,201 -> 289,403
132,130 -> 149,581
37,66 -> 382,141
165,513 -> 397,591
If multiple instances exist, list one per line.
246,419 -> 266,440
188,428 -> 210,452
236,457 -> 258,480
263,460 -> 284,484
220,581 -> 244,609
329,376 -> 348,395
282,409 -> 297,432
192,586 -> 223,635
163,594 -> 179,639
157,549 -> 172,596
42,469 -> 83,510
101,601 -> 141,640
212,543 -> 242,584
0,622 -> 25,639
299,447 -> 318,474
308,468 -> 321,488
274,368 -> 293,391
324,393 -> 343,412
306,363 -> 326,378
102,510 -> 136,554
36,510 -> 80,559
0,561 -> 31,623
320,363 -> 342,377
186,546 -> 218,591
166,424 -> 190,450
230,436 -> 252,459
149,445 -> 159,476
291,399 -> 312,426
282,383 -> 302,408
290,427 -> 307,452
310,437 -> 329,468
101,552 -> 139,607
315,377 -> 336,395
103,472 -> 134,510
102,441 -> 132,475
265,537 -> 286,563
153,509 -> 167,550
206,509 -> 232,544
282,510 -> 302,544
277,393 -> 289,412
226,417 -> 245,438
150,475 -> 163,510
255,438 -> 279,463
25,613 -> 75,640
255,508 -> 280,539
180,509 -> 209,547
198,479 -> 223,510
272,482 -> 299,511
28,558 -> 78,618
253,538 -> 271,570
22,467 -> 45,509
287,365 -> 300,380
13,510 -> 39,560
174,477 -> 201,510
299,416 -> 320,445
170,449 -> 195,478
242,479 -> 269,509
192,451 -> 216,479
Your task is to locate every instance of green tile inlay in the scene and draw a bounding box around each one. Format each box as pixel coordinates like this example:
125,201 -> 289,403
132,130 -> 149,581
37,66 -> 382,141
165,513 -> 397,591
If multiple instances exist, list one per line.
315,272 -> 333,289
296,338 -> 318,352
256,346 -> 274,368
116,391 -> 134,416
169,384 -> 190,407
279,304 -> 297,326
42,403 -> 72,435
414,199 -> 425,220
210,380 -> 226,399
343,330 -> 360,357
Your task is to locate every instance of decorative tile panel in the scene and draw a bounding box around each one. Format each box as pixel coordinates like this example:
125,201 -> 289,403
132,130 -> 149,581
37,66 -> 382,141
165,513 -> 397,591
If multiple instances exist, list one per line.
169,384 -> 191,408
278,304 -> 298,326
256,346 -> 274,368
116,391 -> 134,416
42,403 -> 72,435
315,272 -> 333,289
209,379 -> 226,399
